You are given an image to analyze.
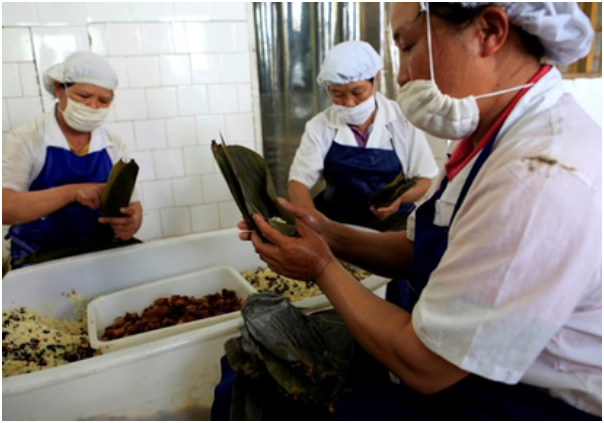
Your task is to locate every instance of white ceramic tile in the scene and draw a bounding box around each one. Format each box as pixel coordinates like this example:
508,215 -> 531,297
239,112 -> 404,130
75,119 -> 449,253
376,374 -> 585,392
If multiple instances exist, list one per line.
146,87 -> 178,118
183,146 -> 215,176
37,3 -> 87,25
173,3 -> 215,21
141,179 -> 173,209
195,115 -> 226,145
136,209 -> 162,241
177,85 -> 208,116
88,24 -> 109,57
135,119 -> 167,150
190,203 -> 220,233
190,53 -> 222,84
232,22 -> 251,52
218,201 -> 241,229
159,55 -> 191,86
3,100 -> 12,133
2,3 -> 40,25
106,24 -> 141,56
203,23 -> 238,53
42,96 -> 56,114
140,23 -> 173,55
225,113 -> 255,143
165,116 -> 197,148
172,22 -> 206,54
114,89 -> 148,121
2,64 -> 22,98
104,121 -> 136,152
19,63 -> 40,97
153,148 -> 184,179
2,28 -> 34,62
207,85 -> 238,114
107,57 -> 129,88
31,27 -> 89,82
201,174 -> 232,202
221,53 -> 251,83
131,2 -> 174,22
6,98 -> 43,129
130,150 -> 155,181
86,2 -> 133,23
160,207 -> 191,237
172,176 -> 203,206
214,3 -> 248,21
126,56 -> 160,88
236,84 -> 253,112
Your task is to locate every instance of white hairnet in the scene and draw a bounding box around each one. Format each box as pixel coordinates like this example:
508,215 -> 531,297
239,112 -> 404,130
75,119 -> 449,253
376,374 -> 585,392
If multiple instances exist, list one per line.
317,40 -> 383,87
43,51 -> 118,96
460,2 -> 594,65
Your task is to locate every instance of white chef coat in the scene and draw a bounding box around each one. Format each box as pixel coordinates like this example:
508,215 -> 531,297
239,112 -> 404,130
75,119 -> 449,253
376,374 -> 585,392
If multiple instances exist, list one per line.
408,67 -> 602,416
2,112 -> 140,202
288,92 -> 438,189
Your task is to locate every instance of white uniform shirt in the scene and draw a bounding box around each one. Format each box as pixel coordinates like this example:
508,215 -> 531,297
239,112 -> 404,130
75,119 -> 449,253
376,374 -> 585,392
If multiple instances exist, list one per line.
288,92 -> 438,189
407,68 -> 602,416
3,112 -> 140,202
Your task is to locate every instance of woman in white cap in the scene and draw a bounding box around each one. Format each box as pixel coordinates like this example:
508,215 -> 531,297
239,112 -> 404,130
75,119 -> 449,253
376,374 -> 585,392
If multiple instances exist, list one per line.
230,2 -> 601,420
3,51 -> 143,269
288,40 -> 438,232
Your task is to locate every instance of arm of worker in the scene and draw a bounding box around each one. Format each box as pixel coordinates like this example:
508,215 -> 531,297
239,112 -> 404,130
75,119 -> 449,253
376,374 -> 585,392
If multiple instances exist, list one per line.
98,200 -> 143,240
247,213 -> 468,394
2,185 -> 105,225
370,177 -> 432,220
288,180 -> 316,209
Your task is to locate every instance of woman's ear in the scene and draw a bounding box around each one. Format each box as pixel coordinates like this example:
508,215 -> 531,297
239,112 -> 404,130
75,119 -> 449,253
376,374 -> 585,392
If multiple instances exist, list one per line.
476,6 -> 509,57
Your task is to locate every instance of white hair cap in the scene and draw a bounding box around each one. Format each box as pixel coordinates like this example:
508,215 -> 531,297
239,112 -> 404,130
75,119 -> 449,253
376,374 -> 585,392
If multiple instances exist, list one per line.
460,2 -> 594,65
317,40 -> 383,87
43,51 -> 118,96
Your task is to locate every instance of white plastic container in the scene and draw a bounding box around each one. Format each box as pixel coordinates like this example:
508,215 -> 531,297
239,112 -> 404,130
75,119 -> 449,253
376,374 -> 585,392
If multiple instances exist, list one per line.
87,266 -> 256,353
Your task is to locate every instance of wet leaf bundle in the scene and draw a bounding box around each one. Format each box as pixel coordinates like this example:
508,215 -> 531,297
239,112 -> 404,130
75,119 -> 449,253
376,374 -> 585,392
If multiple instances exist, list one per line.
225,293 -> 356,419
211,136 -> 296,238
101,159 -> 139,217
368,172 -> 418,208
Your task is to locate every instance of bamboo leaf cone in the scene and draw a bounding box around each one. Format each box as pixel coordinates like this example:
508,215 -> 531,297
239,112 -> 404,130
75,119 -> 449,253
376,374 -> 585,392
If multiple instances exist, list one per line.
211,136 -> 296,238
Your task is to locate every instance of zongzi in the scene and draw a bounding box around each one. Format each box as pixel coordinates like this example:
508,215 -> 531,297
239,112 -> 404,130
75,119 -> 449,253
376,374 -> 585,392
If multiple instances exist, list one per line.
367,172 -> 417,208
211,136 -> 296,238
100,159 -> 139,217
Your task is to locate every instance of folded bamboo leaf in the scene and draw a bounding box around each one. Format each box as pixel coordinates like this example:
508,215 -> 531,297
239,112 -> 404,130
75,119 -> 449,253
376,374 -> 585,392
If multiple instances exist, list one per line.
211,136 -> 296,237
368,172 -> 418,208
101,159 -> 139,217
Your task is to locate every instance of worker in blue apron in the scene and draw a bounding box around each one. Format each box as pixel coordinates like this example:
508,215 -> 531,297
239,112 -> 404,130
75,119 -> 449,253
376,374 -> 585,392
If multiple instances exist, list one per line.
288,40 -> 438,233
3,51 -> 143,269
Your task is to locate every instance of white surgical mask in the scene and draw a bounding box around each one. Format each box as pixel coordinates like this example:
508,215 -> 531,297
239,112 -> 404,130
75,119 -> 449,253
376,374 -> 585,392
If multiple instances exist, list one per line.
333,94 -> 376,126
60,91 -> 110,132
397,3 -> 533,140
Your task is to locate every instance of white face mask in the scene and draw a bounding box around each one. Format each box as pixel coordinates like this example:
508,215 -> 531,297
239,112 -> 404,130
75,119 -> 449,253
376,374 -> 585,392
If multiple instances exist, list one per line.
396,3 -> 533,140
60,92 -> 110,132
333,94 -> 376,126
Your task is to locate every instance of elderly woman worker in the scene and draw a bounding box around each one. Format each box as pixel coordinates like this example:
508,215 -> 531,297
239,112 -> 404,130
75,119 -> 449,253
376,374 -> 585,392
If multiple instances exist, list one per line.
288,40 -> 438,231
3,52 -> 143,269
237,2 -> 600,420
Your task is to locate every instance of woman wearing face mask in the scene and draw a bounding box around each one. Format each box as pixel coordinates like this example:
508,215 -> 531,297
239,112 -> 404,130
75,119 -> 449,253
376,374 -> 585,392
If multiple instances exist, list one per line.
225,2 -> 601,420
288,40 -> 438,232
2,51 -> 143,269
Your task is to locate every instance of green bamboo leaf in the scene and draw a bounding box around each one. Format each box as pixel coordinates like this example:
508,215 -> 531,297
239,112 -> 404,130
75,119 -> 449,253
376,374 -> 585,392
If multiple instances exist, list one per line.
368,172 -> 418,208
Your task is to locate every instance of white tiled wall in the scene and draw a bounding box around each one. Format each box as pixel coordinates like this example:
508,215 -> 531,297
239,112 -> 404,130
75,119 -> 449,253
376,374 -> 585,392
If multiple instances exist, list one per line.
2,2 -> 259,242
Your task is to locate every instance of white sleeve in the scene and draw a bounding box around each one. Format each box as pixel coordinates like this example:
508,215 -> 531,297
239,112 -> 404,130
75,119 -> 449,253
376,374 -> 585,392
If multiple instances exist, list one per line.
2,122 -> 43,192
288,116 -> 333,189
400,126 -> 439,179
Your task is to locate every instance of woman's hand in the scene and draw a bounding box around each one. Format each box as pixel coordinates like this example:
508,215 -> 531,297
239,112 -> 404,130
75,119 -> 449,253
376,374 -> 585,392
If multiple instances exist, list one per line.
74,183 -> 105,209
99,201 -> 143,240
247,212 -> 336,282
370,200 -> 400,220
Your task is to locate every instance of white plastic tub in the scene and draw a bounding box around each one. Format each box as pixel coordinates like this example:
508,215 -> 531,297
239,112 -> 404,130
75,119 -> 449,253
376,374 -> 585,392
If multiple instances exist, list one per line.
2,228 -> 389,420
88,266 -> 256,353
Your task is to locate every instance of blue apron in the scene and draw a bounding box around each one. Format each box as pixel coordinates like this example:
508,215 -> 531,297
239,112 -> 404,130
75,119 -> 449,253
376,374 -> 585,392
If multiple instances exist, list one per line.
8,146 -> 114,267
314,140 -> 414,231
408,130 -> 499,307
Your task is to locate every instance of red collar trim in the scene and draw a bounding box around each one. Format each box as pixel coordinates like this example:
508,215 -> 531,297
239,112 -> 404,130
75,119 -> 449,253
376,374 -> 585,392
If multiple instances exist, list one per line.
444,65 -> 552,181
